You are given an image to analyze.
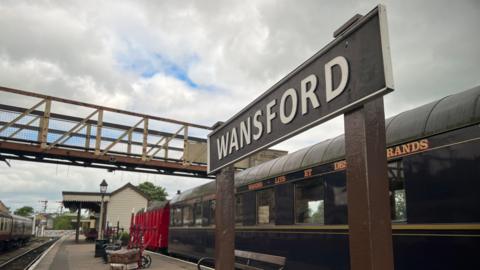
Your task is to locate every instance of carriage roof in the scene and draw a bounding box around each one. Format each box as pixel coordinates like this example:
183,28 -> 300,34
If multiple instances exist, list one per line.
172,85 -> 480,203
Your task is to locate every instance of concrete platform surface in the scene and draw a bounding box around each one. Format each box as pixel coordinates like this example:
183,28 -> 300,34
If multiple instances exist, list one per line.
33,235 -> 201,270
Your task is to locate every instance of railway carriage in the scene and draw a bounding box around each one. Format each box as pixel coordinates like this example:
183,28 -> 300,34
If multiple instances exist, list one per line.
165,86 -> 480,269
0,211 -> 32,250
133,201 -> 170,252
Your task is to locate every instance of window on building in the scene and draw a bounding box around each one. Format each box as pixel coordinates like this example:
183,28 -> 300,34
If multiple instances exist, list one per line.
388,161 -> 407,221
183,206 -> 193,226
173,207 -> 182,226
194,203 -> 202,226
257,188 -> 275,224
235,195 -> 244,225
295,178 -> 325,224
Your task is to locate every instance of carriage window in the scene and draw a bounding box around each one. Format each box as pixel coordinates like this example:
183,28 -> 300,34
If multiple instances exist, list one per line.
295,178 -> 325,224
388,161 -> 407,221
235,195 -> 244,225
194,203 -> 202,225
257,188 -> 275,224
209,200 -> 216,225
173,207 -> 182,226
183,206 -> 193,226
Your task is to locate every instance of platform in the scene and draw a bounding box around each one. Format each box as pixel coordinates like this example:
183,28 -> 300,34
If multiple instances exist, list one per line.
33,234 -> 203,270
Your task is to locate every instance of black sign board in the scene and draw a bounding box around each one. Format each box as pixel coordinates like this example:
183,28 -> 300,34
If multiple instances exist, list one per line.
208,5 -> 393,174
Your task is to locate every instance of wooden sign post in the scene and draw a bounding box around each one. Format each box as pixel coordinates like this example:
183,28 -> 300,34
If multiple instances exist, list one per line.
214,165 -> 236,269
345,98 -> 394,270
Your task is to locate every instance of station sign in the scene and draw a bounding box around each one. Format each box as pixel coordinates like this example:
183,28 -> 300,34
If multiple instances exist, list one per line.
208,5 -> 393,174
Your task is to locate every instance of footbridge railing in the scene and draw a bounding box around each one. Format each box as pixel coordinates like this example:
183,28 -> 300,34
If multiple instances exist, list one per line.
0,86 -> 212,178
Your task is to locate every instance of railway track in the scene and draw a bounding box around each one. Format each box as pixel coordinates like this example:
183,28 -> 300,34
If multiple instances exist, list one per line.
0,238 -> 57,270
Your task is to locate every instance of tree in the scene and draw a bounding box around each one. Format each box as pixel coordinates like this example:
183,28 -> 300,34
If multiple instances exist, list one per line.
53,215 -> 73,230
14,206 -> 34,217
137,181 -> 168,201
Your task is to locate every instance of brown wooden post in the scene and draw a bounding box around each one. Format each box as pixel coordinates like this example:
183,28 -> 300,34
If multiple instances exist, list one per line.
215,165 -> 235,270
38,98 -> 51,149
344,98 -> 394,270
75,202 -> 82,243
85,124 -> 91,151
95,109 -> 104,155
127,130 -> 132,155
183,125 -> 189,164
142,117 -> 149,161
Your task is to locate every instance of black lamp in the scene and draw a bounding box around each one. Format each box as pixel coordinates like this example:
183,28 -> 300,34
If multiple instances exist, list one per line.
100,179 -> 108,194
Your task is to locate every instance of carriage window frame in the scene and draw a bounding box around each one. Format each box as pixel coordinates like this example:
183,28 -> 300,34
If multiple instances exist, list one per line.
294,176 -> 325,225
193,202 -> 202,226
182,205 -> 194,226
235,195 -> 244,225
388,160 -> 407,222
256,188 -> 275,225
209,200 -> 216,225
173,207 -> 183,227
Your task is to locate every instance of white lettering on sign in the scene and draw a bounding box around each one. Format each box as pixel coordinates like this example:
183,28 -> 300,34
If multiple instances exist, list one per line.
229,127 -> 239,154
325,56 -> 349,103
239,117 -> 251,148
217,132 -> 229,159
215,55 -> 350,160
266,99 -> 277,134
253,110 -> 263,141
280,88 -> 298,124
301,74 -> 319,115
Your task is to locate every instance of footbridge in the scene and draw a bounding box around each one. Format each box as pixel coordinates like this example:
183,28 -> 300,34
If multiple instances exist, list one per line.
0,86 -> 212,178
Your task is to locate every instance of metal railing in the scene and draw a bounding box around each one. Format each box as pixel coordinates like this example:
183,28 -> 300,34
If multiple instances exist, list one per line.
0,86 -> 212,177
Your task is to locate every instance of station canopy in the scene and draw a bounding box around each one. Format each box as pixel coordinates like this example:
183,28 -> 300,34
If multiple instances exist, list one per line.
62,191 -> 111,212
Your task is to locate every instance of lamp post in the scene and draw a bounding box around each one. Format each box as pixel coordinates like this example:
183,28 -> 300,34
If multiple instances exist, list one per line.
99,179 -> 108,240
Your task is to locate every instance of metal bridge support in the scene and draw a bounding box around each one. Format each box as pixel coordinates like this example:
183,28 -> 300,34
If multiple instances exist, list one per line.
344,98 -> 394,270
215,165 -> 235,270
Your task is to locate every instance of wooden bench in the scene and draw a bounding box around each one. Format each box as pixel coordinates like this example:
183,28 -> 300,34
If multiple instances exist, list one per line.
197,249 -> 286,270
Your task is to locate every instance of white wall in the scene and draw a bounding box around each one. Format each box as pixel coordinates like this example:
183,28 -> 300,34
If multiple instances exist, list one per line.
106,188 -> 147,232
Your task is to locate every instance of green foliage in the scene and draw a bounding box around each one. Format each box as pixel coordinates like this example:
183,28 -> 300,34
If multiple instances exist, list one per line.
14,206 -> 34,217
53,215 -> 73,230
137,181 -> 168,201
119,232 -> 130,245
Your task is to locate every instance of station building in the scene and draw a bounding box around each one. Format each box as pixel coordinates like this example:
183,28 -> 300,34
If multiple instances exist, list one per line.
62,182 -> 149,234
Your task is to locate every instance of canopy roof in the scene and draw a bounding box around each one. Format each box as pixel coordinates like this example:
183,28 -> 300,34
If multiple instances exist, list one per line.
62,191 -> 110,211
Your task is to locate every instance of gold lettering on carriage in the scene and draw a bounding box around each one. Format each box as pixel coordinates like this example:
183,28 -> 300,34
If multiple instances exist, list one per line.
334,139 -> 430,171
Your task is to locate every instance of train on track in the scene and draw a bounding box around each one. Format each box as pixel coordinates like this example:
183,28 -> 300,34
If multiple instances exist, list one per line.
0,210 -> 33,250
133,86 -> 480,269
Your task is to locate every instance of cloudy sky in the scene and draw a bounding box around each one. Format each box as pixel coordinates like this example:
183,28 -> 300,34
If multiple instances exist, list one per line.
0,0 -> 479,213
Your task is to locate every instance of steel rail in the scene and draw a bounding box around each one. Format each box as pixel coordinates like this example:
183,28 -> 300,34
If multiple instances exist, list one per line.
0,238 -> 57,269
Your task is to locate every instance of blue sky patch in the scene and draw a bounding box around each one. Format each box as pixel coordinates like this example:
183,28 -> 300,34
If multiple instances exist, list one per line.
117,40 -> 202,89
